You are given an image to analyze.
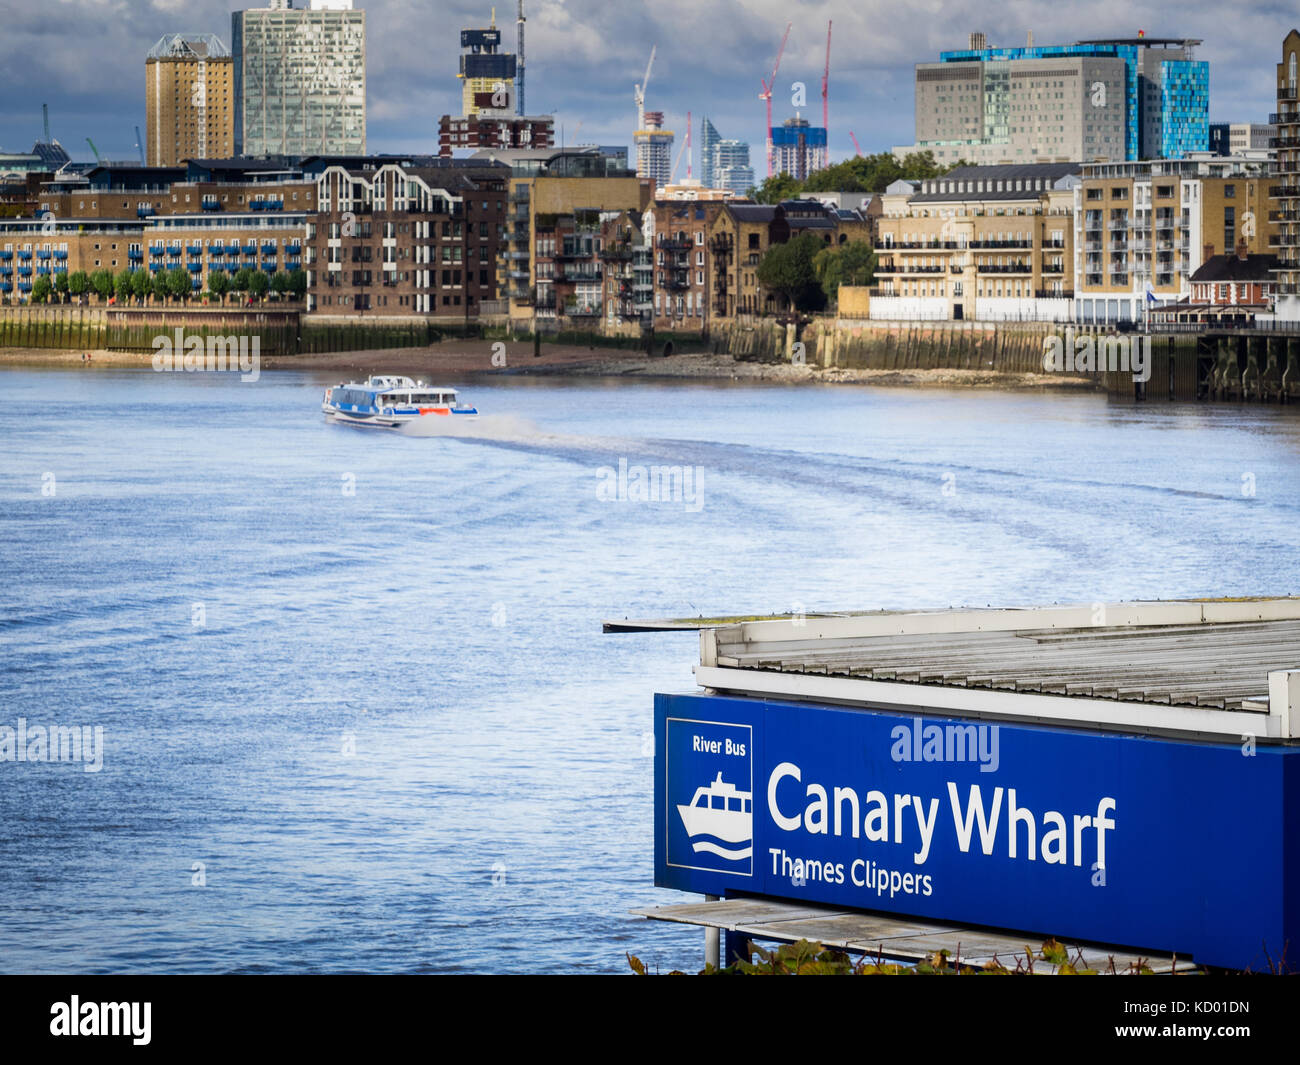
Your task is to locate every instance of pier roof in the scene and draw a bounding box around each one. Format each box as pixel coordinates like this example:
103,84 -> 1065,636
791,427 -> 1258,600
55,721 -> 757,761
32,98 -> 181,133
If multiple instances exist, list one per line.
694,597 -> 1300,742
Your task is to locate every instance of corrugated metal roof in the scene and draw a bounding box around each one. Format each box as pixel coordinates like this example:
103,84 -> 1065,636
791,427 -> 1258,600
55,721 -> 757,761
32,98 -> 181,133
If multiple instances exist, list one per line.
697,598 -> 1300,740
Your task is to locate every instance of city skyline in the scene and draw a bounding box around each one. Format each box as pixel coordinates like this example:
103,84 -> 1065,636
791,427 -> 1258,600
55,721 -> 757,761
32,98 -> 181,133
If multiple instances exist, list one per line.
0,0 -> 1290,169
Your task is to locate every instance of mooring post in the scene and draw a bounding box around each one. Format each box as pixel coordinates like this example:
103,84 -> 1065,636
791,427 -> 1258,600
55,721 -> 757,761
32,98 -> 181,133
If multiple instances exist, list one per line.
704,894 -> 720,970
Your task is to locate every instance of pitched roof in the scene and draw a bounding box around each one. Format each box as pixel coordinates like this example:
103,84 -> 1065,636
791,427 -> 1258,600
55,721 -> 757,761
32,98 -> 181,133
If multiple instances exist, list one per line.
1190,253 -> 1278,283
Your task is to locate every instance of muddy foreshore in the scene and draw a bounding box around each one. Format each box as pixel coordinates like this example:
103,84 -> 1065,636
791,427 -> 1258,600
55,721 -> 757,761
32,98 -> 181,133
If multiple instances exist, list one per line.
0,339 -> 1101,391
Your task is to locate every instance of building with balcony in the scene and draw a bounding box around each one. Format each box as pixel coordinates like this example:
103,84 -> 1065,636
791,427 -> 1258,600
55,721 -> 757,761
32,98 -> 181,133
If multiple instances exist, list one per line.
145,34 -> 234,166
1074,156 -> 1274,324
1269,29 -> 1300,321
306,159 -> 507,316
870,163 -> 1078,321
485,148 -> 652,324
649,201 -> 730,330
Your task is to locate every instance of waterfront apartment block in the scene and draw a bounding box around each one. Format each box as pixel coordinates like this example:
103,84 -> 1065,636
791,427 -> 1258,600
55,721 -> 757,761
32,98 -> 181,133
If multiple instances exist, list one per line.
306,160 -> 507,316
1270,30 -> 1300,320
1074,156 -> 1274,324
896,35 -> 1208,165
871,163 -> 1078,322
33,165 -> 315,223
0,212 -> 305,300
706,204 -> 791,318
145,34 -> 235,167
232,0 -> 367,157
593,209 -> 650,326
649,201 -> 729,330
494,149 -> 652,324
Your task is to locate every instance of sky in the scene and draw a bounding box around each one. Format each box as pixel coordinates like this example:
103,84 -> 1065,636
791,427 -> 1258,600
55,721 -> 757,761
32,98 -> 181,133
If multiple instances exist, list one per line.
1,0 -> 1296,167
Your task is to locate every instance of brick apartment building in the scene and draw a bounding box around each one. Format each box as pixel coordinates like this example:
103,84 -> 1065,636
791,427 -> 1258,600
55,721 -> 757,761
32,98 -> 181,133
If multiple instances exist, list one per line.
307,160 -> 508,316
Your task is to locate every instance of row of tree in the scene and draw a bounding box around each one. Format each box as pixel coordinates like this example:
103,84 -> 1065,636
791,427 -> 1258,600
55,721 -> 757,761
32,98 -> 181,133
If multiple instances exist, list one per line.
749,151 -> 962,204
755,236 -> 875,313
23,267 -> 307,307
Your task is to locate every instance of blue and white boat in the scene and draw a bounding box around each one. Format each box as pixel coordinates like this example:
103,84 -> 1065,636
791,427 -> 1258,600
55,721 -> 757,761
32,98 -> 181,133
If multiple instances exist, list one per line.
322,375 -> 478,429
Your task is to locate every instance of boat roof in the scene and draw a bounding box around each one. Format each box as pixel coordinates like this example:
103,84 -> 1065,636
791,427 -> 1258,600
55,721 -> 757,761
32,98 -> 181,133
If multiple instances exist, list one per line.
337,378 -> 458,394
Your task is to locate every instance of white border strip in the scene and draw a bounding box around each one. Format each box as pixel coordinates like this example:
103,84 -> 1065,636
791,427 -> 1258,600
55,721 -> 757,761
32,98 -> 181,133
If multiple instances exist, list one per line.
694,666 -> 1283,741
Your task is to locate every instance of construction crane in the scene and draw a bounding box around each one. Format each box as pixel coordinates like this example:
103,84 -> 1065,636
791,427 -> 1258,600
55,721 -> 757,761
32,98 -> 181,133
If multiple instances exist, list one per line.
134,126 -> 144,164
822,21 -> 832,138
759,21 -> 792,178
634,45 -> 656,132
849,131 -> 863,157
670,113 -> 691,182
85,137 -> 102,164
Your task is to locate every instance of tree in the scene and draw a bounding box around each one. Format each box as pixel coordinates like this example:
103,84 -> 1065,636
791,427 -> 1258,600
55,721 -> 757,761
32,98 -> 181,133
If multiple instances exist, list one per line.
131,268 -> 150,305
814,240 -> 876,305
167,267 -> 191,303
114,270 -> 133,303
231,267 -> 252,301
756,233 -> 827,313
151,271 -> 169,305
54,271 -> 69,303
208,271 -> 230,304
287,268 -> 307,300
752,151 -> 958,202
68,271 -> 90,303
248,270 -> 269,302
750,173 -> 802,205
90,268 -> 115,302
31,275 -> 52,304
269,271 -> 290,300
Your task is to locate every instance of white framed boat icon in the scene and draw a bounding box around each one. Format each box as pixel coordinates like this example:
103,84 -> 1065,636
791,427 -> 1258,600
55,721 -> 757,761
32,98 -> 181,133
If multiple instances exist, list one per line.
676,772 -> 753,861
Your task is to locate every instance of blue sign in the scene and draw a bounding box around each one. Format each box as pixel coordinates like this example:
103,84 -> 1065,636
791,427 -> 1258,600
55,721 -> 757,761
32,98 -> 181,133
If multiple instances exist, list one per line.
664,718 -> 753,877
654,691 -> 1300,972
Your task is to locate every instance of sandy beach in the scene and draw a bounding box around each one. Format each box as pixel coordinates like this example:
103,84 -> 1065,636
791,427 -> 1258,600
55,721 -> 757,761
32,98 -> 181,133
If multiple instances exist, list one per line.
0,339 -> 1100,391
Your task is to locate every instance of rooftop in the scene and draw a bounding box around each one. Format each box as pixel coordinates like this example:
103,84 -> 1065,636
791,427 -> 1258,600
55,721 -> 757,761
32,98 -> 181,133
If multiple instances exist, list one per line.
147,33 -> 231,60
1191,253 -> 1279,284
695,597 -> 1300,742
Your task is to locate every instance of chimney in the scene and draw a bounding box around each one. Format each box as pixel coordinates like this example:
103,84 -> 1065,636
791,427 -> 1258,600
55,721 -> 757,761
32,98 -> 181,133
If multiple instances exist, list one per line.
1027,30 -> 1034,48
1204,243 -> 1215,261
1237,238 -> 1248,261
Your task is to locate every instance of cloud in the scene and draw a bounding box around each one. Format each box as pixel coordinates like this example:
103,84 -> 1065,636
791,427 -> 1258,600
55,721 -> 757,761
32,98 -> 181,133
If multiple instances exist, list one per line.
0,0 -> 1291,165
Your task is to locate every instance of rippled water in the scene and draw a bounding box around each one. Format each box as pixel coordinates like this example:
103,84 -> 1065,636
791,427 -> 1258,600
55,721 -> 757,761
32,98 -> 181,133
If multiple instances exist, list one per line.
1,367 -> 1298,973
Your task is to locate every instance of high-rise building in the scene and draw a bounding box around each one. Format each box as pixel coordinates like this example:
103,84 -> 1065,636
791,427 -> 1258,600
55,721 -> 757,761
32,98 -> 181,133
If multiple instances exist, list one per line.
771,117 -> 827,181
146,34 -> 234,166
1270,29 -> 1300,318
894,35 -> 1208,166
699,117 -> 720,189
459,22 -> 517,117
635,111 -> 674,188
713,139 -> 753,195
232,0 -> 367,158
438,12 -> 553,158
